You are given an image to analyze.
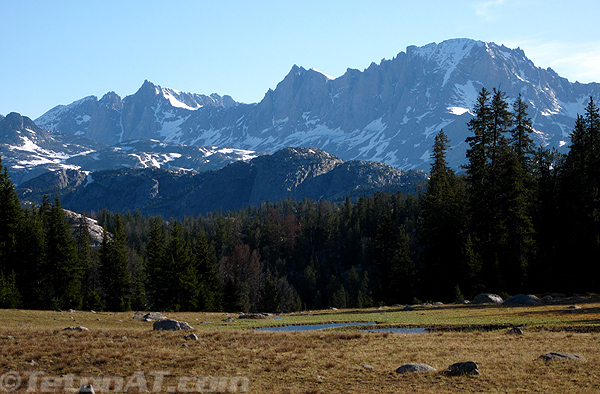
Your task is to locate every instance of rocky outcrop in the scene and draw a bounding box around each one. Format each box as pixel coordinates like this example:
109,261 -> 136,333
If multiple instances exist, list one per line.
539,352 -> 585,361
396,363 -> 436,373
153,319 -> 193,331
473,293 -> 504,304
17,148 -> 427,218
504,294 -> 542,306
445,361 -> 480,376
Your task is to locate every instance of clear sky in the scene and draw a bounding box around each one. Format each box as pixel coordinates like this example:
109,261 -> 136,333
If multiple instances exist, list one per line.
2,0 -> 599,119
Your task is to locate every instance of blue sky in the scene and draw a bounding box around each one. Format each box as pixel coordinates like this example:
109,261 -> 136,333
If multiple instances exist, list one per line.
2,0 -> 599,119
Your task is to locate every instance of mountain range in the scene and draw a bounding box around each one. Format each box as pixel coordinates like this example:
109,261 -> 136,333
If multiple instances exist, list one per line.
33,38 -> 600,172
2,37 -> 600,215
16,147 -> 426,218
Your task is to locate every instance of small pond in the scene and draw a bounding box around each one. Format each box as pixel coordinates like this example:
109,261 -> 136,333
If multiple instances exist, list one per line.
255,322 -> 377,331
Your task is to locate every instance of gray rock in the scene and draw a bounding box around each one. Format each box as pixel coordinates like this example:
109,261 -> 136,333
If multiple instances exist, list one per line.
222,317 -> 236,323
143,312 -> 168,321
79,384 -> 95,394
362,364 -> 375,370
403,305 -> 415,311
238,313 -> 268,319
539,352 -> 585,361
473,293 -> 503,304
396,363 -> 437,374
445,361 -> 480,376
507,327 -> 523,335
184,333 -> 199,341
456,299 -> 470,304
152,319 -> 193,331
567,305 -> 582,309
63,326 -> 89,332
504,294 -> 541,306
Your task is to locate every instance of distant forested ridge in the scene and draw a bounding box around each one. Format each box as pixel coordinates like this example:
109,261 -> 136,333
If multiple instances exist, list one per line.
1,89 -> 598,312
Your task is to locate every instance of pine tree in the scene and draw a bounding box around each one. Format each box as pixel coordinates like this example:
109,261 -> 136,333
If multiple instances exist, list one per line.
145,216 -> 168,309
500,96 -> 537,292
0,156 -> 22,279
373,215 -> 415,304
100,214 -> 131,311
194,229 -> 221,311
18,205 -> 46,308
168,221 -> 193,311
557,97 -> 600,290
43,197 -> 83,309
420,129 -> 467,301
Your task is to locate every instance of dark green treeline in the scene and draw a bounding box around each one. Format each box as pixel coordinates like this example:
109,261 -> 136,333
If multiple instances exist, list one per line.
0,89 -> 598,311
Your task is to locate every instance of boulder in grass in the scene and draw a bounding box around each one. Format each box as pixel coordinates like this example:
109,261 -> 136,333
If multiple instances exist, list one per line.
79,384 -> 95,394
504,294 -> 541,306
539,352 -> 585,362
473,293 -> 503,304
395,363 -> 436,374
238,313 -> 268,319
63,326 -> 89,332
445,361 -> 479,376
143,312 -> 168,321
153,319 -> 193,331
506,327 -> 524,335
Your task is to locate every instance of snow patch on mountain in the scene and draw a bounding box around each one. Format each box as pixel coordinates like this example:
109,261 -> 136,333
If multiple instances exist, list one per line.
413,38 -> 482,86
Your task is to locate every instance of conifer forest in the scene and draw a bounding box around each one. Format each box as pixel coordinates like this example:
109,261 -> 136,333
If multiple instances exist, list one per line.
1,88 -> 599,312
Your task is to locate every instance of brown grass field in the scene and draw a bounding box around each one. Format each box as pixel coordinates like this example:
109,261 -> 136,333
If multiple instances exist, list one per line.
1,300 -> 600,393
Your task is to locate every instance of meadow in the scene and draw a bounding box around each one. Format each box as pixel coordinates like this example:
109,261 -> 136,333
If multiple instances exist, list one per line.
1,299 -> 599,393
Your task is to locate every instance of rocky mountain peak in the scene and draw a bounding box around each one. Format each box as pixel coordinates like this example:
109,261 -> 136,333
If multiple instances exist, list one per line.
30,38 -> 600,173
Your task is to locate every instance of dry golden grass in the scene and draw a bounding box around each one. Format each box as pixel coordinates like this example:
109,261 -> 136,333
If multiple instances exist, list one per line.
1,302 -> 600,393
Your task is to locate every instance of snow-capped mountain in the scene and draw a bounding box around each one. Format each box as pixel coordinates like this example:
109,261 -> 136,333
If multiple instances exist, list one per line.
35,38 -> 600,171
17,147 -> 427,218
0,112 -> 257,185
0,112 -> 95,184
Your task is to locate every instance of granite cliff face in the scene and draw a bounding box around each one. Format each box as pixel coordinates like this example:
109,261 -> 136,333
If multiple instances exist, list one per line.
34,38 -> 600,171
17,147 -> 426,218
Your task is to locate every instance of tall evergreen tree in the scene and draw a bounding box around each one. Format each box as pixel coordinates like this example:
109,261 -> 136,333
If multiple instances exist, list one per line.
0,156 -> 22,278
100,214 -> 131,311
43,197 -> 83,309
420,129 -> 467,301
194,229 -> 221,311
557,98 -> 600,290
145,216 -> 168,309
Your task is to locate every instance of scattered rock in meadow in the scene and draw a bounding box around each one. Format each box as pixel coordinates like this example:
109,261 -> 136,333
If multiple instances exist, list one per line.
541,296 -> 554,303
445,361 -> 480,376
538,352 -> 585,361
223,317 -> 236,323
504,294 -> 541,306
79,384 -> 95,394
329,307 -> 338,311
456,299 -> 470,304
63,326 -> 89,332
395,363 -> 436,374
567,305 -> 582,309
143,312 -> 168,321
507,327 -> 524,335
153,319 -> 193,331
403,305 -> 415,311
473,293 -> 504,304
184,333 -> 199,341
238,313 -> 268,319
362,364 -> 375,370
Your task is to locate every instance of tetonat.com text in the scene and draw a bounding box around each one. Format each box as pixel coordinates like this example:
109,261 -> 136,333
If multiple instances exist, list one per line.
0,371 -> 249,393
